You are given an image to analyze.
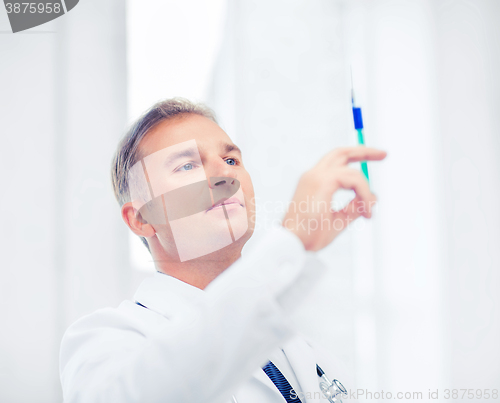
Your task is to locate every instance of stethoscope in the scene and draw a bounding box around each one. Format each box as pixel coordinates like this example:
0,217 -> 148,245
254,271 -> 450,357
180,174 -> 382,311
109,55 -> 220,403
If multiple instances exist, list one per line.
316,364 -> 347,402
135,301 -> 346,402
231,364 -> 347,403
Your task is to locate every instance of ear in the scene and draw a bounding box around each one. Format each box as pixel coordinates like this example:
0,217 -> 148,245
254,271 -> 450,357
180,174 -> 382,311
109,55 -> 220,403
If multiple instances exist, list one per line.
121,202 -> 156,238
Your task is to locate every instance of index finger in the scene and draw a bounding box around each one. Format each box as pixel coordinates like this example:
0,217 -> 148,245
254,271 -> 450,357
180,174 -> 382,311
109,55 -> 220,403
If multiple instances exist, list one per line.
318,146 -> 387,168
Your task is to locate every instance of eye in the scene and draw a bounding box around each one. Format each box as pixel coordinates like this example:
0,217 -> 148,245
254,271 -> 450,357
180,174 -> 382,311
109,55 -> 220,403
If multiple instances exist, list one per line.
177,162 -> 196,172
225,158 -> 237,166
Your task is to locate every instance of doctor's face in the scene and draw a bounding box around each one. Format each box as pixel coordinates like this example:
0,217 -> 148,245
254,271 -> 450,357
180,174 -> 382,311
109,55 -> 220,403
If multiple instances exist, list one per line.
131,113 -> 255,262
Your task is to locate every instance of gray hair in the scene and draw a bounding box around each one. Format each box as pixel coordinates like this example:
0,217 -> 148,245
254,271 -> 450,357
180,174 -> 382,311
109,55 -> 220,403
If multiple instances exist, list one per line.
111,97 -> 218,251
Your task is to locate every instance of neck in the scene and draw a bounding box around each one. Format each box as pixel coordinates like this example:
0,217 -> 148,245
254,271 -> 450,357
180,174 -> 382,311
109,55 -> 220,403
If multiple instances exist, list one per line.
150,240 -> 244,289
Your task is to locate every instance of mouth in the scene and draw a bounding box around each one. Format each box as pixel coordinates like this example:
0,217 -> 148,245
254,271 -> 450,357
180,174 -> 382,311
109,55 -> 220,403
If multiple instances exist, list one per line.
206,196 -> 243,212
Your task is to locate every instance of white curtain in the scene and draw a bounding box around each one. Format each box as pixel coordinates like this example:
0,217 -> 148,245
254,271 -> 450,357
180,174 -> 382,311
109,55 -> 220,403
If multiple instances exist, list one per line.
208,0 -> 500,399
0,2 -> 131,401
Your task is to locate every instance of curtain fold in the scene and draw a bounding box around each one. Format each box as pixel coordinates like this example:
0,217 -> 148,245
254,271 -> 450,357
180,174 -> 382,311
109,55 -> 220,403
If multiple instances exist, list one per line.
0,2 -> 129,401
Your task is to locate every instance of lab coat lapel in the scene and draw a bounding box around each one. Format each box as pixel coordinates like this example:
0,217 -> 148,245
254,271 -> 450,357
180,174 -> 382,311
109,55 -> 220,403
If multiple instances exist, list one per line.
282,337 -> 330,403
252,365 -> 287,401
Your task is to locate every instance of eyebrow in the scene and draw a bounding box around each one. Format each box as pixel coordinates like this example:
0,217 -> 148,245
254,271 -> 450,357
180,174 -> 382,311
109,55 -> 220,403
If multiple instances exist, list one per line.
223,143 -> 242,155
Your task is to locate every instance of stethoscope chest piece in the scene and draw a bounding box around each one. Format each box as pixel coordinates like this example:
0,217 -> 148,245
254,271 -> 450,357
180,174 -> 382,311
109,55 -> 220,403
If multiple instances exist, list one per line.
317,364 -> 347,403
319,378 -> 346,402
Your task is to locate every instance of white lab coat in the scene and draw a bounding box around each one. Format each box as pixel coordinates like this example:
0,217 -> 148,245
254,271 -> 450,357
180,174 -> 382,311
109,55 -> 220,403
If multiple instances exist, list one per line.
60,226 -> 350,402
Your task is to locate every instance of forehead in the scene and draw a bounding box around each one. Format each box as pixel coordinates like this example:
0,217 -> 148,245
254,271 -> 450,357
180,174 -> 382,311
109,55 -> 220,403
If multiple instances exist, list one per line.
139,113 -> 234,158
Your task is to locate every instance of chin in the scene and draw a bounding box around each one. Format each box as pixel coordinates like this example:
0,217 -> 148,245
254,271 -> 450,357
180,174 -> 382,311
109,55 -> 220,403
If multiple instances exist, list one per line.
166,205 -> 250,262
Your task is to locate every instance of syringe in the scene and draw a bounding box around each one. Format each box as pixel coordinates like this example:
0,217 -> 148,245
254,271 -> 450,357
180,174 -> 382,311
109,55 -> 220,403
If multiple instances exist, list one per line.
351,70 -> 370,183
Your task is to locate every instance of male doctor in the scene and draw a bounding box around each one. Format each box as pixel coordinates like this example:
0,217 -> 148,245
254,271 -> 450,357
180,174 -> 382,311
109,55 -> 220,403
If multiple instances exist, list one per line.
59,98 -> 386,403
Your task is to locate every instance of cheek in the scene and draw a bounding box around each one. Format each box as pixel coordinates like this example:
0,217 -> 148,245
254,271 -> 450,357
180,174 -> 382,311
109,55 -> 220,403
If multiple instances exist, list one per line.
239,176 -> 255,214
150,169 -> 207,196
139,198 -> 165,225
239,172 -> 254,198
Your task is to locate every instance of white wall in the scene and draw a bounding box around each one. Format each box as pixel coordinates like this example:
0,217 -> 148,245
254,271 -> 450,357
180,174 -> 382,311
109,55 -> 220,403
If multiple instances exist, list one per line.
435,0 -> 500,393
126,0 -> 227,119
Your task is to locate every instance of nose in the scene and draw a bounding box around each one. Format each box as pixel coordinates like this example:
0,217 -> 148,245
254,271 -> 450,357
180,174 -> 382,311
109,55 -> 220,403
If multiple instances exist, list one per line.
213,178 -> 236,187
210,177 -> 240,205
206,158 -> 237,189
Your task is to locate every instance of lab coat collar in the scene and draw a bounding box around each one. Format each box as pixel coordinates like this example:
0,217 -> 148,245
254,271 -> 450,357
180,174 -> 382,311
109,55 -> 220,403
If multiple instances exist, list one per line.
134,272 -> 329,402
252,336 -> 329,403
133,271 -> 207,319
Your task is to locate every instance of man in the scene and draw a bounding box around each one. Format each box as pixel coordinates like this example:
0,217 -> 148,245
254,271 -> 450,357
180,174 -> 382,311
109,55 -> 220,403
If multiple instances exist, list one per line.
59,98 -> 386,402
